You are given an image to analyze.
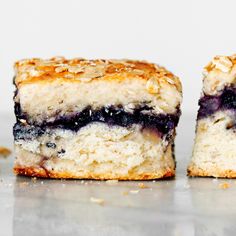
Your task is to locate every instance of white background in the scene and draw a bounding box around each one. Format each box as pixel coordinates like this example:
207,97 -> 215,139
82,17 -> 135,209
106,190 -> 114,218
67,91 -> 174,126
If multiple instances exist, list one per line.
1,0 -> 236,115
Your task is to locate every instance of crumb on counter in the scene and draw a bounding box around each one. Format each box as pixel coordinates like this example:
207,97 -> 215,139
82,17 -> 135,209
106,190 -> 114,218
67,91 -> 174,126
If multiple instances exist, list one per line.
138,183 -> 148,189
106,180 -> 119,185
183,183 -> 190,189
90,197 -> 105,205
219,182 -> 230,189
122,191 -> 129,196
129,190 -> 139,194
19,182 -> 29,188
31,177 -> 37,182
0,147 -> 11,158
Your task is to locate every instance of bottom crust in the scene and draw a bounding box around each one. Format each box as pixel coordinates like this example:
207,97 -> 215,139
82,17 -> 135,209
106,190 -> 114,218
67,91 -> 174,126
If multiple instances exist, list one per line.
14,149 -> 174,180
187,164 -> 236,178
14,166 -> 174,180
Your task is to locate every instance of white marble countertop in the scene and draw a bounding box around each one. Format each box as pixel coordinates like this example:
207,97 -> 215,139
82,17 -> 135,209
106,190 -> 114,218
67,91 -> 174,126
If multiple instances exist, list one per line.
1,113 -> 236,236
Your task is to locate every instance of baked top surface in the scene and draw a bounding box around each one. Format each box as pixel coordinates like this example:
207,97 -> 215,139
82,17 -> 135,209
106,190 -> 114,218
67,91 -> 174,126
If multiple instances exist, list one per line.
203,54 -> 236,95
14,57 -> 181,93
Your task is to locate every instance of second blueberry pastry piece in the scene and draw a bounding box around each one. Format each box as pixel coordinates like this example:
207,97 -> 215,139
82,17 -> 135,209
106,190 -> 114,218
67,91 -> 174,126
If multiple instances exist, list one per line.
13,57 -> 182,180
188,54 -> 236,178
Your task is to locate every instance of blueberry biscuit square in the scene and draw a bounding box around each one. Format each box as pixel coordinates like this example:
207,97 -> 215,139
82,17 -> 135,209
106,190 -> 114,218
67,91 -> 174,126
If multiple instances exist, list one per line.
13,57 -> 182,180
188,54 -> 236,178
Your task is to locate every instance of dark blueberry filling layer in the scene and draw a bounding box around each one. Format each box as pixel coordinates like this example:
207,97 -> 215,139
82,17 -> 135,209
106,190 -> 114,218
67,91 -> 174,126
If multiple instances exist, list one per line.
198,87 -> 236,119
14,104 -> 180,140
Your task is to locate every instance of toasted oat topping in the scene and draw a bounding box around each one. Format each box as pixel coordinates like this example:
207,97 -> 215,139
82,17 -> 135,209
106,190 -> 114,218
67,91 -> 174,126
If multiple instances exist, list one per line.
204,55 -> 236,75
146,77 -> 160,94
203,54 -> 236,95
14,57 -> 181,95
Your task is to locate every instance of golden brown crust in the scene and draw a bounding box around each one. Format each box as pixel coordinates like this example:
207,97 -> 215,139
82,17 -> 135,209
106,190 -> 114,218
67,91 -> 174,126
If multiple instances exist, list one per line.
14,166 -> 174,180
14,57 -> 181,93
187,164 -> 236,178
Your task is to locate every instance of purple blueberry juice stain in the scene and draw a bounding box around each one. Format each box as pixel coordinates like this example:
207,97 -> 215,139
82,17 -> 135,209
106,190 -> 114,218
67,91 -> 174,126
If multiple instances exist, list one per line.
198,86 -> 236,119
198,96 -> 220,119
